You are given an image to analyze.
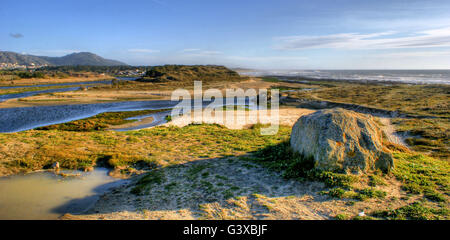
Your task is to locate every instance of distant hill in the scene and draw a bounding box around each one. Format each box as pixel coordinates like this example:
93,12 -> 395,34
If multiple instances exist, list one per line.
39,52 -> 126,66
137,65 -> 244,83
0,51 -> 51,66
0,51 -> 127,67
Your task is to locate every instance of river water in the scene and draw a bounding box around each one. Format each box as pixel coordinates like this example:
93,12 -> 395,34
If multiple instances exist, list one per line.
0,98 -> 257,133
0,100 -> 181,132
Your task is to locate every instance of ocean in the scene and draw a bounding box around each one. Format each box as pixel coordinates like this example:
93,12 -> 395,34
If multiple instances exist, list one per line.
240,70 -> 450,85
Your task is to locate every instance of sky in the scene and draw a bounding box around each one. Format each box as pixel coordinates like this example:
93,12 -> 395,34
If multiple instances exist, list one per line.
1,0 -> 450,69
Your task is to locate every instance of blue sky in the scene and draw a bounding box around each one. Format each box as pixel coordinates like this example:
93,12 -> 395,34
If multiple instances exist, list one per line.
1,0 -> 450,69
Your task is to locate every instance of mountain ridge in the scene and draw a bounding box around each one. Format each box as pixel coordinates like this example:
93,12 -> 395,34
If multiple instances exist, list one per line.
0,51 -> 127,67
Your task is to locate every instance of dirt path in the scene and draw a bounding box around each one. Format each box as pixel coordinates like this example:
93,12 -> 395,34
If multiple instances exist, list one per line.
65,154 -> 411,220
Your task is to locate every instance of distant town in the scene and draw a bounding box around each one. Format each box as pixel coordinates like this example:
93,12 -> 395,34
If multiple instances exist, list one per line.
0,62 -> 49,70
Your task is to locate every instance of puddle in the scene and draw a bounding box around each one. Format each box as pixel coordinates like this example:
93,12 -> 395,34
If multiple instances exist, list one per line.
0,168 -> 124,220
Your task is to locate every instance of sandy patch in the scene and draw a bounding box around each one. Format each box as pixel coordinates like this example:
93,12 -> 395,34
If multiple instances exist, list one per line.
107,116 -> 155,130
163,108 -> 316,129
379,117 -> 408,146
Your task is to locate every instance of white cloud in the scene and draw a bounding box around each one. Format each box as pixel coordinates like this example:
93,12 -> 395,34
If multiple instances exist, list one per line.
128,48 -> 160,53
180,49 -> 223,56
376,51 -> 450,58
198,51 -> 223,55
226,55 -> 307,62
275,27 -> 450,50
181,48 -> 201,52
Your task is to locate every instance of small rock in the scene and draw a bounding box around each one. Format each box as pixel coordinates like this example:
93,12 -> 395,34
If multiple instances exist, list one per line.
358,211 -> 366,217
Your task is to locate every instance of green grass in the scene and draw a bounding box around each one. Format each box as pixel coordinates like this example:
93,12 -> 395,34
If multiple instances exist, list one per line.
321,188 -> 347,198
354,188 -> 387,201
334,214 -> 349,220
393,152 -> 449,202
291,83 -> 449,118
138,65 -> 245,84
392,118 -> 449,160
0,124 -> 291,175
368,175 -> 387,187
321,187 -> 386,201
261,77 -> 280,83
371,201 -> 449,220
249,141 -> 358,189
249,139 -> 448,206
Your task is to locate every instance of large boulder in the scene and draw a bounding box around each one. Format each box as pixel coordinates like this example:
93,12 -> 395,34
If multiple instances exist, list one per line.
290,108 -> 394,173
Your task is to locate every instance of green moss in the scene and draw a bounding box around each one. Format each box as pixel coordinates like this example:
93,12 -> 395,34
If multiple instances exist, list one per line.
334,214 -> 349,220
368,175 -> 387,187
352,215 -> 376,220
371,202 -> 449,220
393,153 -> 449,201
354,188 -> 387,201
321,188 -> 347,198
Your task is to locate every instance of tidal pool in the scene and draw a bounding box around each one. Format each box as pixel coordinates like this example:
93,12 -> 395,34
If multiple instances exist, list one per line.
0,168 -> 125,220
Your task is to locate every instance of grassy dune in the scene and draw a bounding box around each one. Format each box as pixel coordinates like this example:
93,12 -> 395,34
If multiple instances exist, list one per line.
0,85 -> 81,96
138,65 -> 244,83
1,123 -> 447,219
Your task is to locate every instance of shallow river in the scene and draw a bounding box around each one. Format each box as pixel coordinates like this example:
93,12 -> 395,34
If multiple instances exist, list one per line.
0,98 -> 256,133
0,86 -> 82,102
0,168 -> 125,220
0,100 -> 179,132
